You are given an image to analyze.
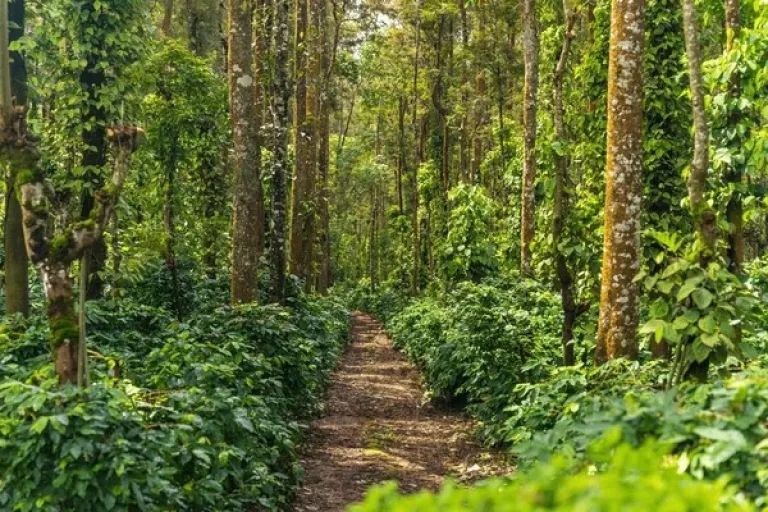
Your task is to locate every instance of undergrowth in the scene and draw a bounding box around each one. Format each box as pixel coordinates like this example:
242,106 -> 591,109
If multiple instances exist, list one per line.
0,282 -> 348,511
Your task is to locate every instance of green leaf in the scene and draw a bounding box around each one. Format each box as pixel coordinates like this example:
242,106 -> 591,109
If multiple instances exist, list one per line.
698,314 -> 716,334
692,289 -> 714,309
701,332 -> 719,347
31,416 -> 49,434
677,276 -> 705,301
691,340 -> 711,362
672,315 -> 690,330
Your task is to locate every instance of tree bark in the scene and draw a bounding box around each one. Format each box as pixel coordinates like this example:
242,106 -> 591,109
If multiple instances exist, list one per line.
316,0 -> 335,295
682,0 -> 716,258
724,0 -> 742,274
397,96 -> 406,214
162,0 -> 174,36
471,4 -> 486,184
229,0 -> 263,305
289,0 -> 318,285
369,185 -> 377,291
4,0 -> 29,317
553,5 -> 579,366
594,0 -> 645,365
410,0 -> 423,296
163,153 -> 183,318
269,0 -> 291,303
520,0 -> 539,277
79,2 -> 110,300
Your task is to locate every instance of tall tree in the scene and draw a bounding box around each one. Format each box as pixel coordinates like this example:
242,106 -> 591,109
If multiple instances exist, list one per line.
79,0 -> 114,300
229,0 -> 263,305
316,0 -> 333,295
552,3 -> 582,366
4,0 -> 29,316
162,0 -> 174,35
269,0 -> 291,303
682,0 -> 715,257
1,116 -> 142,384
520,0 -> 539,276
724,0 -> 742,274
594,0 -> 646,364
409,0 -> 423,296
290,0 -> 320,288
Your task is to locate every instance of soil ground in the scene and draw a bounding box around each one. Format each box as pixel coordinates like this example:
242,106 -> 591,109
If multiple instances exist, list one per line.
292,312 -> 511,511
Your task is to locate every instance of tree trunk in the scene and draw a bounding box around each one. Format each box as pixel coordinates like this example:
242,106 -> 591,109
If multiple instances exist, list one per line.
458,0 -> 470,183
410,0 -> 423,296
553,6 -> 578,366
369,186 -> 377,292
79,6 -> 109,301
316,0 -> 333,295
594,0 -> 645,364
229,0 -> 263,305
162,0 -> 174,36
397,96 -> 406,215
3,0 -> 29,317
724,0 -> 742,274
111,210 -> 121,299
520,0 -> 539,277
269,0 -> 291,303
682,0 -> 716,258
163,157 -> 183,318
8,123 -> 142,385
289,0 -> 318,285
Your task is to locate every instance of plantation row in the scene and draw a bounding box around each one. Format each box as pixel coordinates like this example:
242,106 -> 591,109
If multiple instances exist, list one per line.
349,277 -> 768,510
0,274 -> 348,511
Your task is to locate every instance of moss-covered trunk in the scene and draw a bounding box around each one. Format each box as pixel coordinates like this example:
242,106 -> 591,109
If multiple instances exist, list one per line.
44,261 -> 80,384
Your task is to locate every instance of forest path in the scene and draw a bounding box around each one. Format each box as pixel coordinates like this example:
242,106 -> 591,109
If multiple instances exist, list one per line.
292,312 -> 510,511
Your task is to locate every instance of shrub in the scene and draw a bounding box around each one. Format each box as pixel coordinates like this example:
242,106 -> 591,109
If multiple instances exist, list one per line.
350,438 -> 752,511
0,293 -> 349,511
511,366 -> 768,504
387,280 -> 561,426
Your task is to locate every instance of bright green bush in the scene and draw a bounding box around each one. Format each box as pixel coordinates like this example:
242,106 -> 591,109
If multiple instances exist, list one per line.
351,439 -> 752,511
508,366 -> 768,504
387,280 -> 561,424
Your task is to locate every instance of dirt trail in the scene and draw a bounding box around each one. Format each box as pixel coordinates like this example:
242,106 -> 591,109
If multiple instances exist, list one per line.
293,312 -> 510,511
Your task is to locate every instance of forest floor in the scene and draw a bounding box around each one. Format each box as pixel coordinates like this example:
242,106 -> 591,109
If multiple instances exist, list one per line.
292,312 -> 512,511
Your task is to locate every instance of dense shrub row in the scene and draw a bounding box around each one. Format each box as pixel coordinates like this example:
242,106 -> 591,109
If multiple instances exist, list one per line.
0,294 -> 348,511
349,277 -> 768,509
349,279 -> 563,428
352,439 -> 753,511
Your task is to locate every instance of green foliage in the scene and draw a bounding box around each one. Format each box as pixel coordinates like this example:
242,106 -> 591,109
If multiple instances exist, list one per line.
386,280 -> 561,430
508,366 -> 768,504
637,231 -> 762,382
438,185 -> 498,284
0,293 -> 348,510
351,438 -> 752,511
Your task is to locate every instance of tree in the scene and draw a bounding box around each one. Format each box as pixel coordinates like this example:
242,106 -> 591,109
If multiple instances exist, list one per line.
0,114 -> 142,384
316,0 -> 334,295
520,0 -> 539,277
3,0 -> 29,317
289,0 -> 320,287
594,0 -> 646,364
682,0 -> 715,257
552,3 -> 583,366
269,0 -> 291,303
229,0 -> 263,305
724,0 -> 742,274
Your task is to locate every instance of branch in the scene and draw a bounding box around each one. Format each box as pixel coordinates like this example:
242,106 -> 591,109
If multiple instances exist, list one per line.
67,125 -> 144,261
17,124 -> 143,265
